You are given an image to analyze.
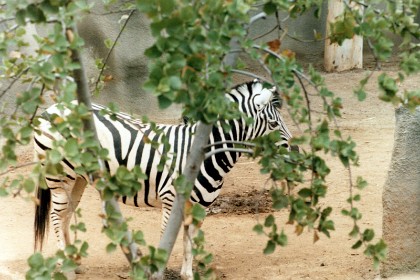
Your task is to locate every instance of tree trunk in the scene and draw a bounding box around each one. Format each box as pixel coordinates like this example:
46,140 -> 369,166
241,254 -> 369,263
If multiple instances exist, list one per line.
382,106 -> 420,277
69,26 -> 140,265
324,0 -> 363,72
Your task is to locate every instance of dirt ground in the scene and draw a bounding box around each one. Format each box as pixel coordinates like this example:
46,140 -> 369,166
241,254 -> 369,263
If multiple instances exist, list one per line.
0,70 -> 418,280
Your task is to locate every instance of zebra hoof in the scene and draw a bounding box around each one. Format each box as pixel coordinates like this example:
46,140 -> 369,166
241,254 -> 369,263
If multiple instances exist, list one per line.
75,265 -> 86,274
63,271 -> 77,280
180,271 -> 193,280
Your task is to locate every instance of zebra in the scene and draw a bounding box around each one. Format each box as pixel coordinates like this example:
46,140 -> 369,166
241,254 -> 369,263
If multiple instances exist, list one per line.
33,79 -> 295,279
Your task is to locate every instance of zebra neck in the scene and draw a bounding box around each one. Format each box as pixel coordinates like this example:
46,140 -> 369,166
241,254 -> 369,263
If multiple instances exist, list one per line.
205,119 -> 244,171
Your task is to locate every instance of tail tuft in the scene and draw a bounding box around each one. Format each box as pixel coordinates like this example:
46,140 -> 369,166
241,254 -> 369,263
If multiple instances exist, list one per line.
34,186 -> 51,251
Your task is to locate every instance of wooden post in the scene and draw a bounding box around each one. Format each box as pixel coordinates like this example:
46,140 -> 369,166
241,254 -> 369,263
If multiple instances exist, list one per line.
324,0 -> 363,72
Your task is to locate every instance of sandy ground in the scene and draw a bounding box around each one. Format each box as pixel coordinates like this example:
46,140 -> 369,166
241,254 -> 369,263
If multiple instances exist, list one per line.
0,70 -> 418,280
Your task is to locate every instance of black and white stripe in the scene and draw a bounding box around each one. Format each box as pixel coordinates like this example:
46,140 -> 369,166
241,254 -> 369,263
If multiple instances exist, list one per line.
33,79 -> 294,278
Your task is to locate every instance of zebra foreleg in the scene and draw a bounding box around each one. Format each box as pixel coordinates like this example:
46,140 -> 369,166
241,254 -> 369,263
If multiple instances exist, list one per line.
181,223 -> 198,280
159,205 -> 197,280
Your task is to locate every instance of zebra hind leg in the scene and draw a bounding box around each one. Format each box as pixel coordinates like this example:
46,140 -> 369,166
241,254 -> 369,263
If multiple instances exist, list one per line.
47,176 -> 87,276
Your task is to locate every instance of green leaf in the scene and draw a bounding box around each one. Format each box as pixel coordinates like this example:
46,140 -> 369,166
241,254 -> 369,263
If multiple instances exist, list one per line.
263,240 -> 276,255
272,195 -> 288,210
160,0 -> 175,14
49,150 -> 63,164
168,76 -> 182,90
350,207 -> 362,220
263,2 -> 277,15
192,204 -> 206,222
298,188 -> 312,198
70,222 -> 86,232
362,229 -> 375,242
19,126 -> 33,143
61,259 -> 77,272
106,243 -> 117,253
349,225 -> 359,238
45,162 -> 64,176
356,176 -> 367,190
136,0 -> 156,13
15,9 -> 27,26
64,139 -> 79,157
104,38 -> 114,49
352,240 -> 363,249
145,45 -> 162,58
378,73 -> 399,103
133,231 -> 146,245
158,95 -> 173,109
0,187 -> 8,197
253,224 -> 264,235
23,178 -> 35,193
277,230 -> 288,246
28,253 -> 44,268
264,214 -> 275,227
26,4 -> 46,23
80,242 -> 89,257
354,87 -> 367,101
65,245 -> 77,256
53,272 -> 67,280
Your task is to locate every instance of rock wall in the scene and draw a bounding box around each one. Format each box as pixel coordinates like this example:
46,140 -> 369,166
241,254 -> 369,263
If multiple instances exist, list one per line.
382,107 -> 420,277
77,3 -> 182,123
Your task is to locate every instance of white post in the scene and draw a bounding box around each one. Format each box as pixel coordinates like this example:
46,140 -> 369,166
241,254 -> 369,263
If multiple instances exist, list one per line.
324,0 -> 363,72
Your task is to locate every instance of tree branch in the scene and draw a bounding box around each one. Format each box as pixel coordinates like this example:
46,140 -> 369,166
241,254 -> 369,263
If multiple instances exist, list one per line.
68,25 -> 140,265
157,122 -> 213,271
156,19 -> 247,277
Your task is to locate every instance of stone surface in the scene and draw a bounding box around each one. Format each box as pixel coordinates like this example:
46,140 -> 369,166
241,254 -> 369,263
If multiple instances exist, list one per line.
382,106 -> 420,277
77,2 -> 182,123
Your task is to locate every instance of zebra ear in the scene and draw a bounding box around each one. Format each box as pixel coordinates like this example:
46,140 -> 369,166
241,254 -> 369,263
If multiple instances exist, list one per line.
254,88 -> 273,108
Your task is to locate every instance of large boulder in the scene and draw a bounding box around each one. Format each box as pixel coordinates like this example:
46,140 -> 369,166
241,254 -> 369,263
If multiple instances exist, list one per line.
382,106 -> 420,277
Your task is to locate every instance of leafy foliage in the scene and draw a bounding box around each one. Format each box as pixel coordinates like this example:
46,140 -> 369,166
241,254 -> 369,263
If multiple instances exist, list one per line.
1,0 -> 419,278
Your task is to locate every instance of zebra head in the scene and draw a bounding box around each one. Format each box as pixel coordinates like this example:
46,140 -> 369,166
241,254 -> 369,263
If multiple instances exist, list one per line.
229,79 -> 295,151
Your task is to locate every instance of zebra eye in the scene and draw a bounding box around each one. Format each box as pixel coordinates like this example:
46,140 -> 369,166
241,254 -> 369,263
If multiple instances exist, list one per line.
269,120 -> 278,127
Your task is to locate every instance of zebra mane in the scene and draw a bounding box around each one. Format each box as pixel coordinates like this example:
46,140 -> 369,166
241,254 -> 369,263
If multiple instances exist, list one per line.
233,80 -> 283,109
271,94 -> 283,109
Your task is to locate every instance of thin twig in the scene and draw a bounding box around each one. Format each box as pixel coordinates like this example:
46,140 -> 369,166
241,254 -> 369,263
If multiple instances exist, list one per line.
231,69 -> 271,84
366,38 -> 381,70
204,140 -> 256,149
295,73 -> 312,130
89,9 -> 134,16
252,24 -> 278,41
0,17 -> 15,24
94,9 -> 136,92
0,67 -> 29,99
0,162 -> 38,177
29,83 -> 45,124
205,148 -> 253,159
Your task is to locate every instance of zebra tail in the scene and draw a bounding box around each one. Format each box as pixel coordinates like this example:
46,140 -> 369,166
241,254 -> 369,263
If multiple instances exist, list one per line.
34,186 -> 51,251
